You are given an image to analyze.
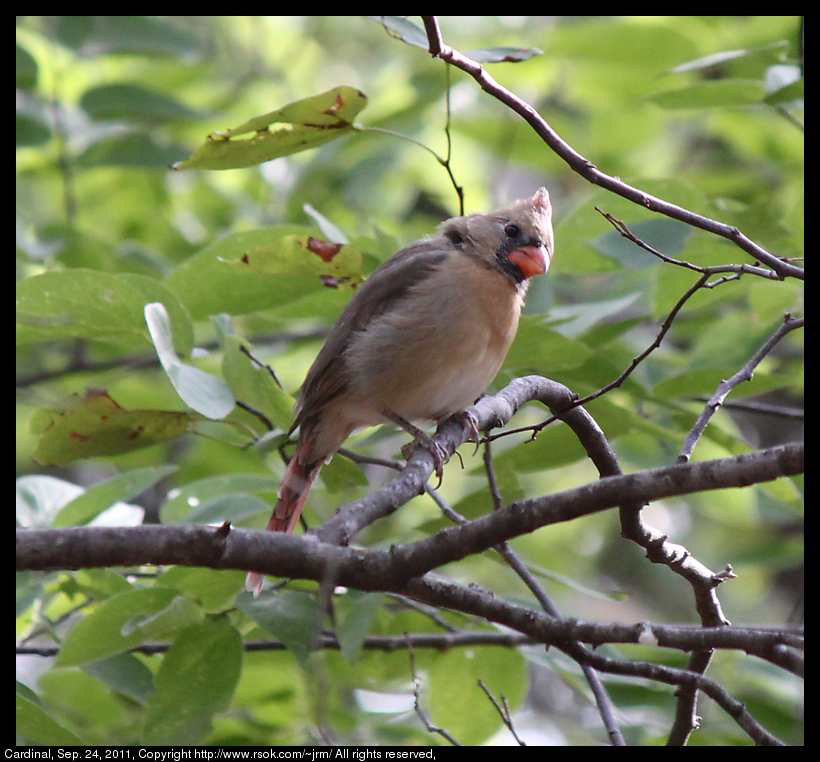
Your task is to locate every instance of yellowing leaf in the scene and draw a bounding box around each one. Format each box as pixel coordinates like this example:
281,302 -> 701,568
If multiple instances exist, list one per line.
32,389 -> 196,466
173,86 -> 367,170
229,233 -> 363,290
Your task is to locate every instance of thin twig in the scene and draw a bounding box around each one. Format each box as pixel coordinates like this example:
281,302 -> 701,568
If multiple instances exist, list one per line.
596,207 -> 785,281
482,440 -> 627,746
704,398 -> 803,420
488,271 -> 712,445
677,315 -> 804,462
239,344 -> 283,389
17,631 -> 539,657
442,63 -> 464,215
406,634 -> 461,745
667,649 -> 715,746
402,575 -> 789,745
353,116 -> 464,214
573,273 -> 710,409
478,679 -> 526,746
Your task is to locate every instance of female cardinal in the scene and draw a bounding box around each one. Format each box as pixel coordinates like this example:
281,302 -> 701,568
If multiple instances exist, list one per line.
246,188 -> 553,595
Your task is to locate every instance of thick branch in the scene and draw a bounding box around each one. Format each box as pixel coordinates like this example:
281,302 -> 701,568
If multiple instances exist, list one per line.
15,523 -> 802,662
18,374 -> 801,635
18,443 -> 802,590
386,442 -> 802,580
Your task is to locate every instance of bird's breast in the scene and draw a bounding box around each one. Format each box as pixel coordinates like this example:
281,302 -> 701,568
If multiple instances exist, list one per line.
344,254 -> 524,422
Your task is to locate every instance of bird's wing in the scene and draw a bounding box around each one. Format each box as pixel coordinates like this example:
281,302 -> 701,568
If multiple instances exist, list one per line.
292,238 -> 449,430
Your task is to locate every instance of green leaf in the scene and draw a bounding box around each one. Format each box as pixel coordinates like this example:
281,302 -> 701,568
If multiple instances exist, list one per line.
368,19 -> 543,63
173,86 -> 367,170
54,465 -> 177,527
464,46 -> 543,63
649,79 -> 767,109
50,15 -> 201,57
17,475 -> 83,529
156,567 -> 247,611
493,423 -> 588,473
77,132 -> 187,168
764,70 -> 804,105
318,452 -> 370,493
366,16 -> 429,50
303,203 -> 349,244
548,294 -> 643,338
226,232 -> 364,289
142,619 -> 242,745
185,494 -> 271,525
164,227 -> 340,318
488,396 -> 636,474
221,334 -> 295,433
159,474 -> 281,524
81,83 -> 201,122
16,44 -> 38,90
670,42 -> 789,77
504,317 -> 593,376
83,652 -> 156,703
590,219 -> 693,270
336,591 -> 384,664
236,590 -> 320,667
31,389 -> 195,466
652,367 -> 789,401
145,302 -> 236,419
16,270 -> 194,354
17,111 -> 52,146
671,48 -> 762,73
72,568 -> 135,599
555,180 -> 713,275
426,645 -> 526,746
57,588 -> 203,667
16,692 -> 87,746
549,21 -> 696,71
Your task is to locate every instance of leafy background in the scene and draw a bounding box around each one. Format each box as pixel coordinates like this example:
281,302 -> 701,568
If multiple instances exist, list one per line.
17,16 -> 803,746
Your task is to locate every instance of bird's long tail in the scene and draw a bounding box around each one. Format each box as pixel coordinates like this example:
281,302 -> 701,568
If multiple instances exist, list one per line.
245,449 -> 322,597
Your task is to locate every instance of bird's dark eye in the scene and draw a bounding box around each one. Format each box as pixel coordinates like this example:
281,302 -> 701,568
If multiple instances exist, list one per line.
445,228 -> 465,247
504,224 -> 520,239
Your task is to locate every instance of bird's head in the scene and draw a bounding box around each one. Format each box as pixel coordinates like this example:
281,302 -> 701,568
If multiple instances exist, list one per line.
439,187 -> 554,284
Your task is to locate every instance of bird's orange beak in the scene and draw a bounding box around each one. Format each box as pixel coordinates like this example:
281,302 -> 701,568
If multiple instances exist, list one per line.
507,244 -> 550,280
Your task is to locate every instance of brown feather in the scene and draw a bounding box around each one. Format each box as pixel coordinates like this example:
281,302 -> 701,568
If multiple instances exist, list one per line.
292,244 -> 449,433
246,188 -> 553,596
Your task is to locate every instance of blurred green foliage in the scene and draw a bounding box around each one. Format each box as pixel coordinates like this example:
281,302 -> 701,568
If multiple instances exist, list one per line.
17,16 -> 802,746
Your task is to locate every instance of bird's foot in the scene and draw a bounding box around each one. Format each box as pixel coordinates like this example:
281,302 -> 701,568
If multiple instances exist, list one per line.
400,433 -> 448,487
448,409 -> 481,455
383,410 -> 449,487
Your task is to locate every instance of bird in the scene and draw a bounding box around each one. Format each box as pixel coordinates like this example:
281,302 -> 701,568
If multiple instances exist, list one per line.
246,187 -> 554,595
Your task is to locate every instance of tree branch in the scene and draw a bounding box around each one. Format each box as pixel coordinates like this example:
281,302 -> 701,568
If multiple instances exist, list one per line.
17,443 -> 802,592
18,630 -> 540,657
15,522 -> 803,663
417,16 -> 803,281
311,376 -> 578,546
17,418 -> 801,751
677,314 -> 805,463
596,208 -> 785,281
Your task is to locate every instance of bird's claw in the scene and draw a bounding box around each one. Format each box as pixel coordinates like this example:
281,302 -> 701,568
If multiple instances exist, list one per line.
455,409 -> 481,456
401,435 -> 448,488
389,408 -> 481,489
